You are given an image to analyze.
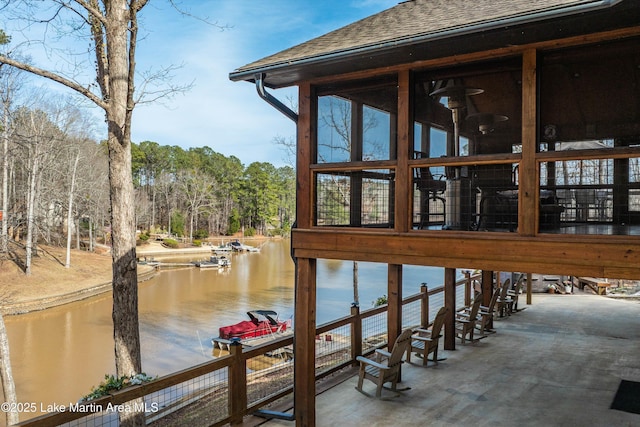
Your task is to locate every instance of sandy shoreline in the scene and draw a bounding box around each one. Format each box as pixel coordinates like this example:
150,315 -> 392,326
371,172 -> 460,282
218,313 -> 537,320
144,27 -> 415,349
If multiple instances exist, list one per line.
0,239 -> 268,316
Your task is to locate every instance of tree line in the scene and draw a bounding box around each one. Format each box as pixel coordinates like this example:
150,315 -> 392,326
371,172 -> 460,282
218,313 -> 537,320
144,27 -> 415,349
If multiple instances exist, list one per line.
131,141 -> 295,240
0,94 -> 295,273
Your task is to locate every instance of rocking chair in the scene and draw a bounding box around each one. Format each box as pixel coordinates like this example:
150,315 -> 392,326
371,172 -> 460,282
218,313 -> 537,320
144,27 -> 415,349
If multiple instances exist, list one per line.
406,306 -> 448,366
455,293 -> 483,344
355,328 -> 414,399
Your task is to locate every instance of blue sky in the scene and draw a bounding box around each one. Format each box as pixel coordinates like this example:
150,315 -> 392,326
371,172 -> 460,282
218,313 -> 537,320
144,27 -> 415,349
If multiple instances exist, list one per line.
3,1 -> 399,168
130,1 -> 399,167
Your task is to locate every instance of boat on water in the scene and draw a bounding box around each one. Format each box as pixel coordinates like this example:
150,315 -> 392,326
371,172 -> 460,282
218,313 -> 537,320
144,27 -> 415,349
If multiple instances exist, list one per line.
228,240 -> 259,252
211,243 -> 232,252
212,310 -> 291,350
193,255 -> 231,269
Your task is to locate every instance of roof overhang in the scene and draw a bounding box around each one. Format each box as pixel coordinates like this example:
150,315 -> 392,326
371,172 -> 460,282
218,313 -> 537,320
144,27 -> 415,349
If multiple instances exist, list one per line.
229,0 -> 638,89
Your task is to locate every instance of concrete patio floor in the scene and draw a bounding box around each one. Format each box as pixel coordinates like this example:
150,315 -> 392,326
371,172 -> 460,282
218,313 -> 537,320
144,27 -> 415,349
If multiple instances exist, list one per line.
256,293 -> 640,426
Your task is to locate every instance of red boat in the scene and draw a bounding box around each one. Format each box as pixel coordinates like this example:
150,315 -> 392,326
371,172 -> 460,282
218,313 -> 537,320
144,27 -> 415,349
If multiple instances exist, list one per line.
217,310 -> 289,341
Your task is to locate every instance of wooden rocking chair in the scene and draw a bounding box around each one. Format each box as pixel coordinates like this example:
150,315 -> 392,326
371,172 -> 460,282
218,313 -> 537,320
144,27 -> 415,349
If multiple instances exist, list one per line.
455,293 -> 483,344
496,278 -> 513,317
475,287 -> 500,336
406,306 -> 448,366
355,328 -> 414,399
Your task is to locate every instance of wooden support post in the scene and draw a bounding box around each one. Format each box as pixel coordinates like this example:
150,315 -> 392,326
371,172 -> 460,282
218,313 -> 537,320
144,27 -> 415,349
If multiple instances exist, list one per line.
395,70 -> 412,232
420,283 -> 429,327
350,304 -> 362,366
520,49 -> 538,236
464,270 -> 471,307
482,270 -> 494,329
527,272 -> 533,305
294,258 -> 317,427
228,340 -> 247,425
387,264 -> 403,350
388,264 -> 403,382
444,267 -> 456,351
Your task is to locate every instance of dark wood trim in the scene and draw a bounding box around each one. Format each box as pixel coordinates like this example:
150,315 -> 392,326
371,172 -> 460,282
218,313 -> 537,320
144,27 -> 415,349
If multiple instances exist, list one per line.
297,83 -> 313,229
520,49 -> 538,236
294,258 -> 316,426
291,229 -> 640,279
482,270 -> 494,329
304,27 -> 640,88
396,70 -> 411,232
387,264 -> 402,353
444,268 -> 456,351
310,160 -> 397,171
536,146 -> 640,161
408,152 -> 521,167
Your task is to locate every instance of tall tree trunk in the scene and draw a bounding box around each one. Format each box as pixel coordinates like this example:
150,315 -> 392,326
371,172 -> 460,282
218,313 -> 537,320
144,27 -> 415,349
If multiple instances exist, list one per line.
0,313 -> 18,426
25,152 -> 38,276
66,151 -> 80,268
105,2 -> 143,425
1,104 -> 8,254
89,217 -> 94,252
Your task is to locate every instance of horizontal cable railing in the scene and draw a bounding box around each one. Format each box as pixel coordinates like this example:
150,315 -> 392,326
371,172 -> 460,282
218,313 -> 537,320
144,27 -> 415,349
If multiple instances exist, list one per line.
15,273 -> 478,427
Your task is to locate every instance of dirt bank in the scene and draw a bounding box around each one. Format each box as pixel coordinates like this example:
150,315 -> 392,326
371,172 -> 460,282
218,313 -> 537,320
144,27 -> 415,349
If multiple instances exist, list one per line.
0,244 -> 154,315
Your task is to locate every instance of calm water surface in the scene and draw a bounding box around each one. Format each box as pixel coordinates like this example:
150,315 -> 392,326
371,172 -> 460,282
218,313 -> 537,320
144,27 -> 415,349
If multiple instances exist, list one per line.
5,239 -> 445,422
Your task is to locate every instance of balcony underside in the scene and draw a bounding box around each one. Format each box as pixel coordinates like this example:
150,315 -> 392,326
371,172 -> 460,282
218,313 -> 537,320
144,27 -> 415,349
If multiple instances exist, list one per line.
292,228 -> 640,279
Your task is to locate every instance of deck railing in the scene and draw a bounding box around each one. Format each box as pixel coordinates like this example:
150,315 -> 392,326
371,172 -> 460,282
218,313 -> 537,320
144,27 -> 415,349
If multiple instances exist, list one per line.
15,273 -> 477,427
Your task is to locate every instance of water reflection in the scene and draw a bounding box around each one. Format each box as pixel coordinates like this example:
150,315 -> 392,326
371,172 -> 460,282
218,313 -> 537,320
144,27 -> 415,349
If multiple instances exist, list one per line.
4,239 -> 446,423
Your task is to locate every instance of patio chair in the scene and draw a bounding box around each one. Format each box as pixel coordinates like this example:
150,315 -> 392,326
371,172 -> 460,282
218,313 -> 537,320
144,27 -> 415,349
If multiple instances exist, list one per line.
406,306 -> 448,366
355,328 -> 414,399
507,276 -> 524,313
455,293 -> 483,344
495,278 -> 512,317
474,287 -> 500,336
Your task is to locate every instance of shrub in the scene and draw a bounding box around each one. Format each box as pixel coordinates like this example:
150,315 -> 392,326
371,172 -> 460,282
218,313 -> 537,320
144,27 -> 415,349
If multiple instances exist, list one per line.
244,227 -> 256,237
81,373 -> 155,402
372,295 -> 388,307
193,229 -> 209,239
193,239 -> 202,247
163,238 -> 179,248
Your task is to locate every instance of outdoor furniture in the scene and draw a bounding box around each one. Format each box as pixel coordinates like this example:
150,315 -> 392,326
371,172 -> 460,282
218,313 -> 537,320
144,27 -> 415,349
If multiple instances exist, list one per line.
414,166 -> 446,229
496,278 -> 513,317
406,306 -> 448,366
507,276 -> 525,312
455,293 -> 483,344
473,288 -> 500,336
355,328 -> 414,399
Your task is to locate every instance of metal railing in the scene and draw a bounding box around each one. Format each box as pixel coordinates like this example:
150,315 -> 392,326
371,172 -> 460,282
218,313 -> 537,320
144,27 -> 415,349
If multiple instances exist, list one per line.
16,273 -> 477,427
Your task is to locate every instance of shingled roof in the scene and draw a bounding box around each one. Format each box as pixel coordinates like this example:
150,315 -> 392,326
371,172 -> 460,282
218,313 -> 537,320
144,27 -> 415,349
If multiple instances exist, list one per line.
230,0 -> 633,87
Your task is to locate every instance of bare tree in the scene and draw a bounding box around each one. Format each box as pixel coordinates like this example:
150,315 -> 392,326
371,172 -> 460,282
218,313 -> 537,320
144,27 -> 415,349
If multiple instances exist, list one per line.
177,170 -> 215,241
0,2 -> 189,424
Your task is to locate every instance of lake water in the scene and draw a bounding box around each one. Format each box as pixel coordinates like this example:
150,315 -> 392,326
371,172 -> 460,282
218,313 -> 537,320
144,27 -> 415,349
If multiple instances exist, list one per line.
4,238 -> 446,423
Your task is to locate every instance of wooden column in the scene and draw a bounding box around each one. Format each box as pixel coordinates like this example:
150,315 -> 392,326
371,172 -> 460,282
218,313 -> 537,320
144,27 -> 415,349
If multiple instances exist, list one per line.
420,283 -> 429,327
395,70 -> 412,232
296,83 -> 313,229
350,304 -> 362,366
444,267 -> 456,351
526,272 -> 533,305
519,49 -> 539,236
387,264 -> 403,350
482,270 -> 494,329
228,341 -> 246,424
294,82 -> 316,426
294,258 -> 316,427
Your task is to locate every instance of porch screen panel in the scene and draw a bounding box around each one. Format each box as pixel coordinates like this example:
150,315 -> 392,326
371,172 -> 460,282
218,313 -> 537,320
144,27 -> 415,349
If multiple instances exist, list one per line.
539,38 -> 640,235
315,170 -> 394,227
316,76 -> 398,164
